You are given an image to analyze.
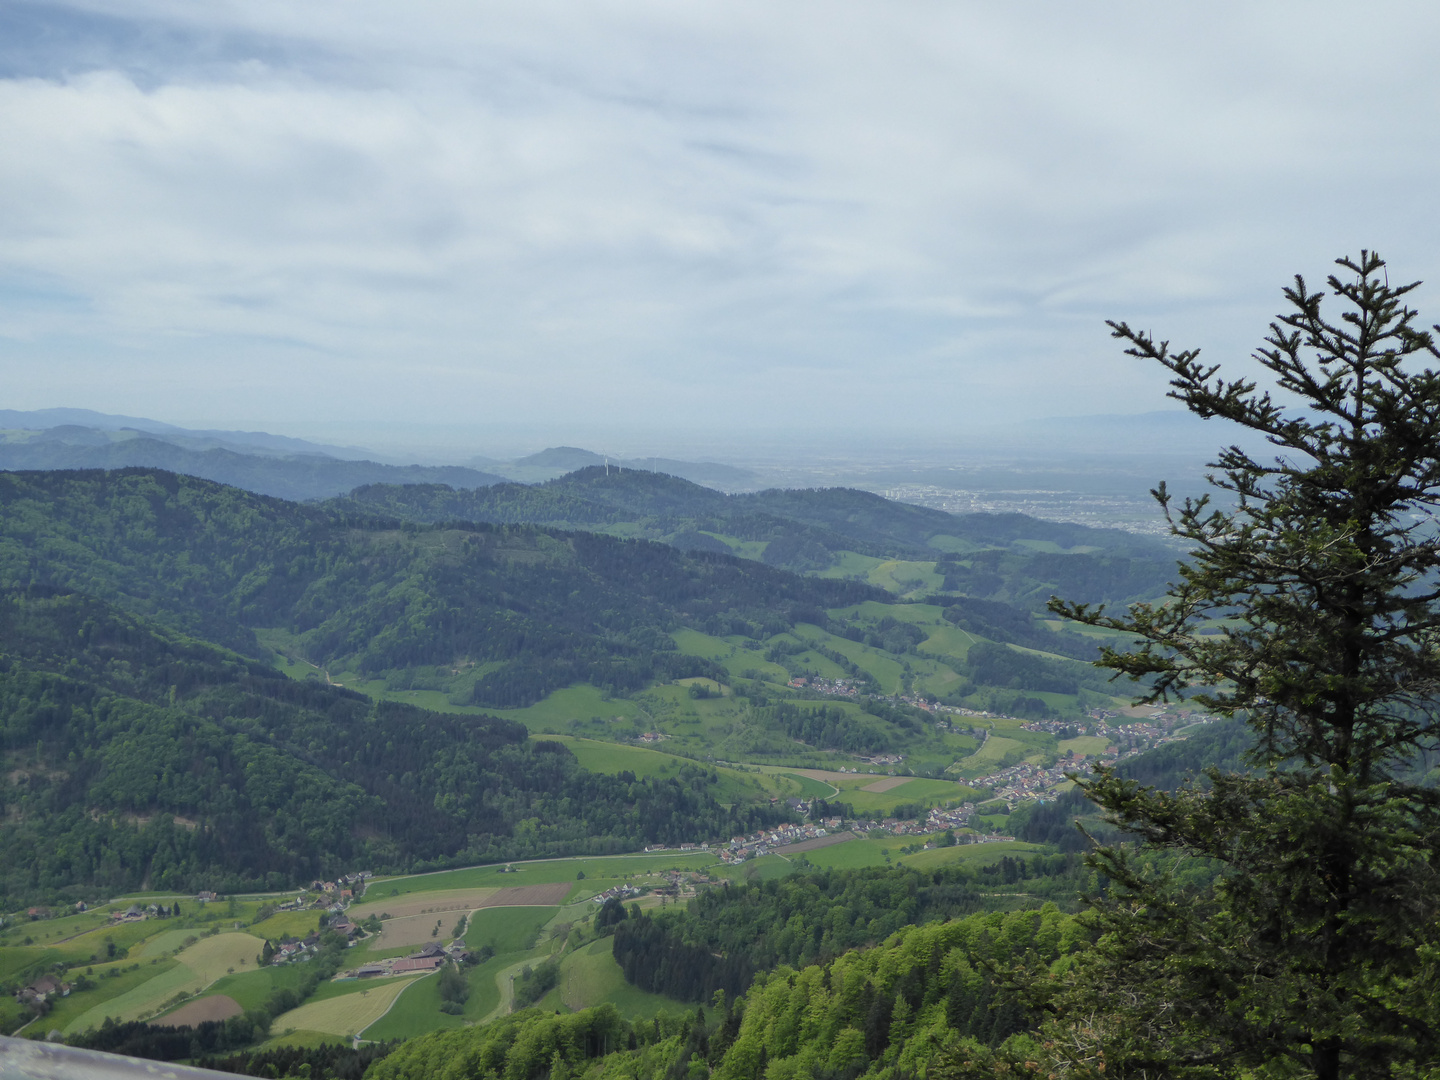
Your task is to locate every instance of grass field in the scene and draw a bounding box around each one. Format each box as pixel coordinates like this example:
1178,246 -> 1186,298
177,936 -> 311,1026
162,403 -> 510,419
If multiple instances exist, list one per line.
1059,736 -> 1112,756
272,976 -> 425,1038
199,963 -> 311,1013
492,684 -> 643,730
63,932 -> 266,1034
559,939 -> 685,1017
139,930 -> 198,958
863,561 -> 947,597
249,910 -> 323,942
783,772 -> 839,798
465,906 -> 557,955
257,1029 -> 347,1051
43,960 -> 180,1034
537,736 -> 790,803
360,971 -> 464,1041
671,629 -> 788,682
365,852 -> 717,901
896,841 -> 1045,871
800,834 -> 1043,871
0,947 -> 54,984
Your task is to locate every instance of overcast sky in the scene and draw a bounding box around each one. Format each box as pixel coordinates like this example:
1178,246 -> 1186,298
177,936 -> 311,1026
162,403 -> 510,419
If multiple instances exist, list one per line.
2,1 -> 1439,453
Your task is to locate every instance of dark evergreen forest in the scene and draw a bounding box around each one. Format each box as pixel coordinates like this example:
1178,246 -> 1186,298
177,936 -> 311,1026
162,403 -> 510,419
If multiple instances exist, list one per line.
0,587 -> 787,902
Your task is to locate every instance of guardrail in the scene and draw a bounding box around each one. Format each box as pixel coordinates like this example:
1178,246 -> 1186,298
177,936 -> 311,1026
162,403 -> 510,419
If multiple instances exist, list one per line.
0,1034 -> 235,1079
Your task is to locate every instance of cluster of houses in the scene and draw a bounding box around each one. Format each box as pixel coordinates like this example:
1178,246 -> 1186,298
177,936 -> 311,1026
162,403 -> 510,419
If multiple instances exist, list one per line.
268,913 -> 363,965
787,677 -> 862,697
308,872 -> 370,903
590,884 -> 643,906
717,819 -> 837,863
964,709 -> 1218,805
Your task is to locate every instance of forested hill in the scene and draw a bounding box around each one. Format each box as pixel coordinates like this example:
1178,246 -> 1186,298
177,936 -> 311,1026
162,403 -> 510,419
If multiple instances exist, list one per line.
371,910 -> 1086,1080
0,587 -> 788,901
0,468 -> 880,707
331,467 -> 1177,602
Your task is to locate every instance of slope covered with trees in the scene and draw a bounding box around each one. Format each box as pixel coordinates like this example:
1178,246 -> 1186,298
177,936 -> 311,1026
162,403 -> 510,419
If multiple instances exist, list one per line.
0,587 -> 788,901
330,468 -> 1178,604
371,910 -> 1085,1080
611,858 -> 1087,1003
0,468 -> 878,707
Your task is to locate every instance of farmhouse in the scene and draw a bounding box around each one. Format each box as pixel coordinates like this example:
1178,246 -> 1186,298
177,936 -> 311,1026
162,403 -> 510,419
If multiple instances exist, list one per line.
392,956 -> 444,974
13,975 -> 69,1005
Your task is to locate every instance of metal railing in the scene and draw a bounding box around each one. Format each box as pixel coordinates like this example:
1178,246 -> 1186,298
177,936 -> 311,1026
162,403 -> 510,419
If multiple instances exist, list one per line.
0,1034 -> 235,1080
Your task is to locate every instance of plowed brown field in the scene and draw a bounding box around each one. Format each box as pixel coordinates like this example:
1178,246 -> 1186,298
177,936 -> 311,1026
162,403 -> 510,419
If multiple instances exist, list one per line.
156,994 -> 242,1027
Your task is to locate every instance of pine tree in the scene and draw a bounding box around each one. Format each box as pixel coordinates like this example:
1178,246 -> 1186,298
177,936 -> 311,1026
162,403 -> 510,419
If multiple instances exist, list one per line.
1046,253 -> 1440,1080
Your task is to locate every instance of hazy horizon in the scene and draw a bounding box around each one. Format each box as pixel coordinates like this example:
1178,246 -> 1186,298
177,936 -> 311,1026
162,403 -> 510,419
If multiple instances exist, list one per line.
4,3 -> 1439,437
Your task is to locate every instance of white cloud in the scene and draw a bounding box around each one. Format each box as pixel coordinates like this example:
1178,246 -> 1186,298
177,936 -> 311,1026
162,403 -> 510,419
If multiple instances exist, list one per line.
2,1 -> 1440,438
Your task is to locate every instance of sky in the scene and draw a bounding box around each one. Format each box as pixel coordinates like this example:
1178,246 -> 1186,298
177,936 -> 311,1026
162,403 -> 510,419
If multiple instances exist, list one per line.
2,2 -> 1439,454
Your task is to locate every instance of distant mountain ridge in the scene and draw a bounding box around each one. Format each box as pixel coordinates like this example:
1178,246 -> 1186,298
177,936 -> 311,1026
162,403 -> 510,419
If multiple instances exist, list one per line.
483,445 -> 755,486
332,466 -> 1178,607
0,410 -> 755,497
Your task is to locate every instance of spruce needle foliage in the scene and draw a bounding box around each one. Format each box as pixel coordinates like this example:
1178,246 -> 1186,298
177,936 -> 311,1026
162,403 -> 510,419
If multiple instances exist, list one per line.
1040,253 -> 1440,1080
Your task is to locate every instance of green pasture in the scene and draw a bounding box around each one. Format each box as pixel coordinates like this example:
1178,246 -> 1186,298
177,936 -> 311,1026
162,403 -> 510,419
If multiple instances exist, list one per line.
535,737 -> 794,812
953,736 -> 1027,775
492,684 -> 643,730
365,852 -> 719,902
918,624 -> 980,662
1,906 -> 255,970
798,834 -> 1042,872
862,560 -> 946,597
0,907 -> 120,949
249,909 -> 324,942
258,1029 -> 346,1051
691,533 -> 770,561
1059,735 -> 1111,756
361,971 -> 465,1040
671,629 -> 789,682
464,956 -> 506,1022
0,946 -> 55,984
790,624 -> 908,694
783,773 -> 838,798
62,960 -> 191,1034
139,929 -> 198,957
272,975 -> 424,1039
896,840 -> 1045,871
535,736 -> 692,780
817,551 -> 888,579
790,836 -> 899,870
465,906 -> 557,955
559,939 -> 686,1018
836,776 -> 974,815
200,963 -> 311,1013
40,960 -> 180,1034
63,932 -> 265,1033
